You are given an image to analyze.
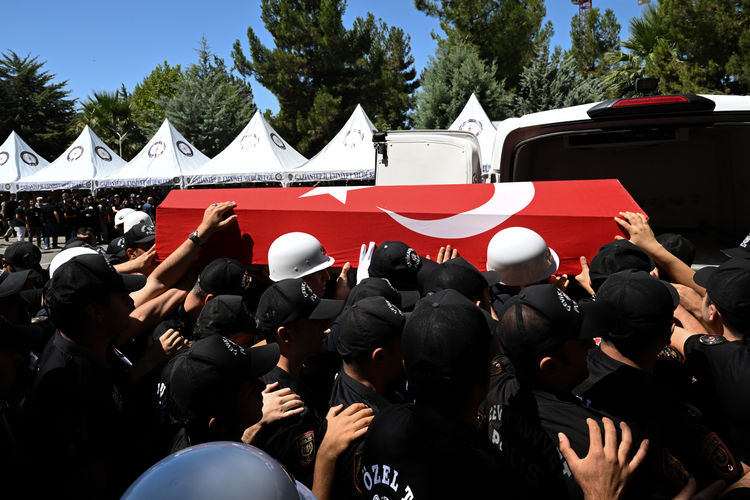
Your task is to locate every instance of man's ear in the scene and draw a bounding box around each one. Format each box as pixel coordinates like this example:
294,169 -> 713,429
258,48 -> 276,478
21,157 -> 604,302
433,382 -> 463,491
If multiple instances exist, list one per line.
277,325 -> 291,343
708,303 -> 721,323
371,347 -> 385,362
126,247 -> 136,260
538,356 -> 557,375
203,293 -> 215,306
86,301 -> 106,324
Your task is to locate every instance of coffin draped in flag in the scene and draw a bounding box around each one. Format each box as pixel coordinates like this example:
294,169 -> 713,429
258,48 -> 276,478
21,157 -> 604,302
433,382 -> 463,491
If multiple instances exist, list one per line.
156,179 -> 643,275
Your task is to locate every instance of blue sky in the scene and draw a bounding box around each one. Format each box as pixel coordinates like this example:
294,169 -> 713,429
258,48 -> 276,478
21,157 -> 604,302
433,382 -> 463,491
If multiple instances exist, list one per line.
4,1 -> 647,114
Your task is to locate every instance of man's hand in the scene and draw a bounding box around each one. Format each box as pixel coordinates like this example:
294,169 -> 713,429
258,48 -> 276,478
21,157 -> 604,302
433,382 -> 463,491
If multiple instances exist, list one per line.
614,212 -> 659,252
319,403 -> 374,460
549,273 -> 570,292
334,262 -> 353,301
158,328 -> 187,357
134,245 -> 157,274
259,382 -> 304,425
426,245 -> 459,263
672,283 -> 705,316
575,256 -> 595,296
559,418 -> 649,500
196,201 -> 238,240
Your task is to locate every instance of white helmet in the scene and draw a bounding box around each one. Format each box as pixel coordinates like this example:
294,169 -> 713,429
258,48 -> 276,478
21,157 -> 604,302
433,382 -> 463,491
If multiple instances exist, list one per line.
268,232 -> 335,281
49,247 -> 99,277
486,227 -> 559,286
123,211 -> 153,233
115,208 -> 135,227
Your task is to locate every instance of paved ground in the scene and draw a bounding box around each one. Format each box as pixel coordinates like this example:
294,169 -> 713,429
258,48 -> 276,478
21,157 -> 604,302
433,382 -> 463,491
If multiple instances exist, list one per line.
0,233 -> 106,268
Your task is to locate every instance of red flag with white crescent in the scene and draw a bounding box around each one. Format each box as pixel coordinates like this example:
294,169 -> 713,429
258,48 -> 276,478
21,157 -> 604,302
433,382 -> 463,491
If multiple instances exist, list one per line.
155,180 -> 643,275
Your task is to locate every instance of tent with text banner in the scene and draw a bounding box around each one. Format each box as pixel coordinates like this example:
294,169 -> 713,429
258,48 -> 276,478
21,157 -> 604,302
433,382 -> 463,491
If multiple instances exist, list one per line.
185,111 -> 306,187
449,93 -> 496,174
0,131 -> 49,193
15,125 -> 125,192
98,119 -> 208,189
155,179 -> 643,275
291,104 -> 376,183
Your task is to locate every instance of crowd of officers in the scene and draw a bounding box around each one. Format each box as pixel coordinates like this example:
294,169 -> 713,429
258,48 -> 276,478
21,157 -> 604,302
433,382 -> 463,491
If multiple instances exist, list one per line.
0,198 -> 749,499
0,190 -> 159,248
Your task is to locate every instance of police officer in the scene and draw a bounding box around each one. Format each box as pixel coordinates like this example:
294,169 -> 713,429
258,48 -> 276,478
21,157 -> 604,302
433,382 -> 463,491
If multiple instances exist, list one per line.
253,278 -> 344,485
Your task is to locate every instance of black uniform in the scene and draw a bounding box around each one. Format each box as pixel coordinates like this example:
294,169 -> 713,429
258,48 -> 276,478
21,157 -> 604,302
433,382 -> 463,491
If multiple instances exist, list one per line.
684,334 -> 750,464
358,403 -> 518,499
576,346 -> 743,488
152,305 -> 197,342
328,369 -> 399,500
255,366 -> 322,486
23,332 -> 142,497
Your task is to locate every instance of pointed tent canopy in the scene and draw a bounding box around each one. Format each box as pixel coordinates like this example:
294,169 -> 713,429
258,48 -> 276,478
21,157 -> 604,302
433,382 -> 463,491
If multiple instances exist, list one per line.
98,119 -> 209,189
185,111 -> 306,187
0,132 -> 50,192
449,93 -> 497,173
15,126 -> 125,192
291,104 -> 377,182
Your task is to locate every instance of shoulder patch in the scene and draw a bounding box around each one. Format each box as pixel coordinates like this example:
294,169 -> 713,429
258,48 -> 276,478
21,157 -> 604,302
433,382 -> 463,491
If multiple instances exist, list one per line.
699,335 -> 727,346
489,358 -> 503,376
658,345 -> 685,364
296,430 -> 315,466
702,432 -> 738,479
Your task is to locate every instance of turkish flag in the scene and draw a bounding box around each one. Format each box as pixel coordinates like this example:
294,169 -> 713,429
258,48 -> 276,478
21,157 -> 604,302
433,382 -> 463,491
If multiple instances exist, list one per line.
155,180 -> 643,275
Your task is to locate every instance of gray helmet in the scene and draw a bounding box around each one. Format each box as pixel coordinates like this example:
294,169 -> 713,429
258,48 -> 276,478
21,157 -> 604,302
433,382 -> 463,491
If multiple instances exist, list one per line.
122,442 -> 316,500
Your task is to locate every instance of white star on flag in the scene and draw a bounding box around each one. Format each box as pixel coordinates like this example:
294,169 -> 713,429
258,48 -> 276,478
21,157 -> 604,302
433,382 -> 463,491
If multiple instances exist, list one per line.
299,186 -> 372,204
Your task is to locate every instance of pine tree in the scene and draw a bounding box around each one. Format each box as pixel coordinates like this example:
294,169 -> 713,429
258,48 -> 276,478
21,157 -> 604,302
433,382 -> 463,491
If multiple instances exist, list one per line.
163,38 -> 255,157
0,50 -> 76,160
414,0 -> 549,89
569,7 -> 621,76
413,43 -> 512,129
232,0 -> 417,155
510,41 -> 604,116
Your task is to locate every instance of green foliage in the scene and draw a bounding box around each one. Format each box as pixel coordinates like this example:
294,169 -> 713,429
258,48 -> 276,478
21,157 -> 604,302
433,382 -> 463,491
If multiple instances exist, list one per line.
233,0 -> 417,156
509,40 -> 604,116
0,50 -> 76,161
163,38 -> 255,157
130,62 -> 183,137
77,87 -> 142,159
569,7 -> 620,76
414,0 -> 549,89
413,43 -> 512,129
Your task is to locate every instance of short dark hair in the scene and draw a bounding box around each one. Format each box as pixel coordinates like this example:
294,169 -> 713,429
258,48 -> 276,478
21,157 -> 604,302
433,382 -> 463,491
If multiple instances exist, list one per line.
707,295 -> 749,338
44,284 -> 111,338
499,303 -> 555,385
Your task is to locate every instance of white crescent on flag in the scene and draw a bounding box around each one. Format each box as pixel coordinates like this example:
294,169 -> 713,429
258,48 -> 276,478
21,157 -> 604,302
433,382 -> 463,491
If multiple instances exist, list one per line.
377,182 -> 535,239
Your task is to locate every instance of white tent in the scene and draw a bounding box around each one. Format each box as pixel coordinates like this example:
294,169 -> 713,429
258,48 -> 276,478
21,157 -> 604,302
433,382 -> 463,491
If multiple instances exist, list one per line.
15,126 -> 125,192
449,93 -> 497,173
185,111 -> 306,187
0,131 -> 49,192
98,119 -> 208,189
291,104 -> 376,182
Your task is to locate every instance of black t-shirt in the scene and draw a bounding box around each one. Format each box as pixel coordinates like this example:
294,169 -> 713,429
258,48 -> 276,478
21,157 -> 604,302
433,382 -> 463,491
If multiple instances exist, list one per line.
685,334 -> 750,464
3,199 -> 18,218
358,403 -> 519,499
576,346 -> 743,489
40,202 -> 58,224
25,206 -> 41,227
12,206 -> 25,226
328,369 -> 399,500
23,332 -> 141,498
256,365 -> 323,486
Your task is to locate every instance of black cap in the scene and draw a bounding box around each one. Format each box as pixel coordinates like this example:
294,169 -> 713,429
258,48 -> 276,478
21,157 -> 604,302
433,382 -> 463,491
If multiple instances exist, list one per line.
198,258 -> 252,297
0,269 -> 31,299
694,259 -> 750,323
596,270 -> 679,339
170,335 -> 280,420
722,232 -> 750,259
368,241 -> 422,283
255,278 -> 344,334
124,222 -> 156,248
194,295 -> 256,341
656,233 -> 696,267
337,296 -> 406,359
498,284 -> 601,367
4,241 -> 42,271
402,289 -> 490,385
44,254 -> 146,309
346,277 -> 420,311
0,315 -> 43,353
106,236 -> 127,259
589,240 -> 655,291
424,257 -> 487,302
